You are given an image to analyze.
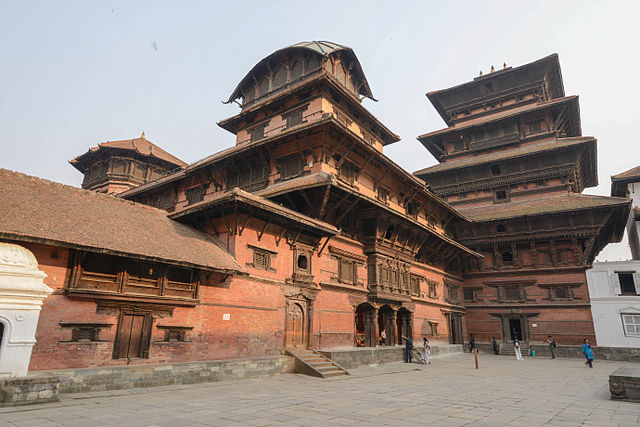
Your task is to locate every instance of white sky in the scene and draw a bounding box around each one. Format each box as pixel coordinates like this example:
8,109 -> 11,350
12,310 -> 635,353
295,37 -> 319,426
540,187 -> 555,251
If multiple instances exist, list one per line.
1,1 -> 639,261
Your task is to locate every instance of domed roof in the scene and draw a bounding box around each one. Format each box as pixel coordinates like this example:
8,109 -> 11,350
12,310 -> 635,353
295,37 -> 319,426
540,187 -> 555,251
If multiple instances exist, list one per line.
225,40 -> 375,104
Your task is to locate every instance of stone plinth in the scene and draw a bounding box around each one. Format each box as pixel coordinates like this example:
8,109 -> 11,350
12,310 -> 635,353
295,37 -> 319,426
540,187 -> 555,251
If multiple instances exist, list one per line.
319,344 -> 463,369
609,365 -> 640,402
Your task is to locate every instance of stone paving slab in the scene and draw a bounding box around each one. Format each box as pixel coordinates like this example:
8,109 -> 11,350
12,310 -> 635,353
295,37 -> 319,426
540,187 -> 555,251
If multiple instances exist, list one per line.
0,353 -> 638,426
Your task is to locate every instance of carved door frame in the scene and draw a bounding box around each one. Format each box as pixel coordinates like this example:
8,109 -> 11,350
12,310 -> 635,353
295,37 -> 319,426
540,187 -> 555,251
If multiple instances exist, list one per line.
284,295 -> 312,349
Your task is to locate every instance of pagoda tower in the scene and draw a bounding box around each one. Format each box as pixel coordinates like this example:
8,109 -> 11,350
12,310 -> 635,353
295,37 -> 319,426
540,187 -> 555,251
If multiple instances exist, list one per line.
415,55 -> 630,346
121,41 -> 480,350
70,133 -> 187,194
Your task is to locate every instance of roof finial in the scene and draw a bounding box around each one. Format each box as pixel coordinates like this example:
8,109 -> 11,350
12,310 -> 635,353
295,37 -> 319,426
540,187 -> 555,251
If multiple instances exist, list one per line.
479,70 -> 483,76
141,131 -> 145,139
503,62 -> 507,69
490,65 -> 495,73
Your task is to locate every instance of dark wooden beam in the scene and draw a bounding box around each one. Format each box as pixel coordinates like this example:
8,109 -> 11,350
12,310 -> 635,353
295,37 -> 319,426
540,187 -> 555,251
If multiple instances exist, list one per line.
318,185 -> 331,219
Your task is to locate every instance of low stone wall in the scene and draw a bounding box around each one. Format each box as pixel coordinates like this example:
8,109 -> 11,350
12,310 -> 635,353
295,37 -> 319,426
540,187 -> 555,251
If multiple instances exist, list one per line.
472,343 -> 640,362
30,356 -> 295,394
0,376 -> 59,407
318,344 -> 463,369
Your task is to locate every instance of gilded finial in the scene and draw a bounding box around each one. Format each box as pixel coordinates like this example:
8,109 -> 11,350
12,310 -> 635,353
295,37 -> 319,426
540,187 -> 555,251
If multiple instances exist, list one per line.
503,62 -> 507,69
490,65 -> 495,72
141,131 -> 145,139
479,70 -> 483,76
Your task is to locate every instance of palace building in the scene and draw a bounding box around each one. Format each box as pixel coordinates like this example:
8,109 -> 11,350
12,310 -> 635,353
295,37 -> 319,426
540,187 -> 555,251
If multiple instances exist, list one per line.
0,43 -> 629,374
415,54 -> 629,346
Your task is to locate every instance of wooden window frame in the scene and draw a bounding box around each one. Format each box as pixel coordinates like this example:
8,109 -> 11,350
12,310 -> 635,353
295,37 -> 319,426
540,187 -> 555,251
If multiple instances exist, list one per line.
185,185 -> 205,205
156,325 -> 194,342
428,282 -> 438,299
248,245 -> 276,272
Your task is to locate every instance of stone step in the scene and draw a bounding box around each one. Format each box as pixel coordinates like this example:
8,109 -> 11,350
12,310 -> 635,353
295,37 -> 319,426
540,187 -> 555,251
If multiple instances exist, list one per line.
306,361 -> 333,367
286,348 -> 349,379
322,370 -> 347,377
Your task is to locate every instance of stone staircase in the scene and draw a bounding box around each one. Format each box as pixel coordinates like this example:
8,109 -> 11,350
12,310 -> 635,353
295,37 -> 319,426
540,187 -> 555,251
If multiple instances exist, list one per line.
286,348 -> 349,378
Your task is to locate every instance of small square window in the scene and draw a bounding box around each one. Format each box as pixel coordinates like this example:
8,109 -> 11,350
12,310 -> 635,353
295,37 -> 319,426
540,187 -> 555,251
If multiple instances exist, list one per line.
377,186 -> 389,204
339,161 -> 358,185
502,287 -> 522,301
491,164 -> 502,175
186,186 -> 204,205
251,247 -> 273,271
551,286 -> 571,300
496,190 -> 507,200
250,125 -> 266,142
428,283 -> 438,299
338,258 -> 356,285
527,120 -> 543,135
463,288 -> 476,302
619,273 -> 637,295
429,322 -> 438,336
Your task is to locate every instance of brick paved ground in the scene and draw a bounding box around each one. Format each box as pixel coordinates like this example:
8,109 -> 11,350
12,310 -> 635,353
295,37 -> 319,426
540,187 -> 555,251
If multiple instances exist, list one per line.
0,352 -> 638,426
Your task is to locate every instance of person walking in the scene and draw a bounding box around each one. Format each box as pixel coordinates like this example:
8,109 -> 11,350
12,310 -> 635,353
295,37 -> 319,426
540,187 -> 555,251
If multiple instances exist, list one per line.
380,329 -> 386,346
422,337 -> 431,364
403,336 -> 413,363
492,337 -> 500,355
513,338 -> 524,360
547,335 -> 557,359
582,338 -> 594,368
469,334 -> 476,353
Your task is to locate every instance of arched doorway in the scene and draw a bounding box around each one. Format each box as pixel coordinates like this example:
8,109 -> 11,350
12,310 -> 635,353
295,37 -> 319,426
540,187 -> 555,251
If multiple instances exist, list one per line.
354,303 -> 375,347
396,308 -> 412,343
377,305 -> 396,346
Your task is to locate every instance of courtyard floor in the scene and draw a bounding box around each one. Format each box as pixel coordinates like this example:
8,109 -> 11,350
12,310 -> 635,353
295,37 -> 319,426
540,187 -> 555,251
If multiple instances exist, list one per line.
0,352 -> 638,426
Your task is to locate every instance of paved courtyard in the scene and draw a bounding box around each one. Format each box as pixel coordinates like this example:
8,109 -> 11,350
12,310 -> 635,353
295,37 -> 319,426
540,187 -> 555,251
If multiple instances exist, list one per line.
0,353 -> 638,426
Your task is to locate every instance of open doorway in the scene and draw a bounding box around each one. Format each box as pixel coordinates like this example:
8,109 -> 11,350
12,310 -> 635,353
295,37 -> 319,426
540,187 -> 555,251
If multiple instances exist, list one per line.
509,318 -> 522,341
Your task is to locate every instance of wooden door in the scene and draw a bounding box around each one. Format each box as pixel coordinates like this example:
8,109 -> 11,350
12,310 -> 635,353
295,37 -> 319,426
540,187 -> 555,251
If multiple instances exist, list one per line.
115,313 -> 147,359
285,303 -> 305,348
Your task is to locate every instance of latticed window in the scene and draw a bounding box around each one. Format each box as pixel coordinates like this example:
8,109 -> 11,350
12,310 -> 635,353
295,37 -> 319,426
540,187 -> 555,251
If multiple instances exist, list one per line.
622,314 -> 640,336
377,186 -> 389,204
552,286 -> 570,300
250,125 -> 266,142
339,161 -> 358,185
280,156 -> 303,180
338,258 -> 356,285
285,110 -> 303,128
186,186 -> 204,205
428,283 -> 437,299
463,288 -> 476,302
503,286 -> 522,301
410,276 -> 421,296
252,248 -> 272,271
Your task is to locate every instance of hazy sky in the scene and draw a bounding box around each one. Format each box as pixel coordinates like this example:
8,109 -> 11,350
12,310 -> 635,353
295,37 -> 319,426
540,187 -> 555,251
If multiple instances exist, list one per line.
1,1 -> 639,260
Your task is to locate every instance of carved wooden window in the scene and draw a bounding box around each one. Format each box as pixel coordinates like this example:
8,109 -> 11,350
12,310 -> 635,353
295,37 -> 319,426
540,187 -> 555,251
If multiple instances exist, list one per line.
549,286 -> 571,300
622,314 -> 640,336
226,156 -> 268,191
296,251 -> 311,274
250,125 -> 266,142
491,163 -> 502,175
527,120 -> 543,135
258,78 -> 269,97
291,61 -> 303,80
284,109 -> 303,129
377,186 -> 389,204
127,260 -> 159,288
406,200 -> 419,219
494,189 -> 510,203
453,140 -> 465,152
157,325 -> 193,342
338,258 -> 356,285
500,286 -> 523,301
251,247 -> 273,271
496,224 -> 506,233
384,225 -> 394,240
339,161 -> 358,185
410,275 -> 421,297
428,283 -> 438,299
463,288 -> 476,302
273,66 -> 287,88
60,322 -> 112,342
427,215 -> 436,228
79,252 -> 120,285
112,160 -> 128,175
186,186 -> 204,205
280,156 -> 303,180
445,285 -> 459,304
501,251 -> 514,263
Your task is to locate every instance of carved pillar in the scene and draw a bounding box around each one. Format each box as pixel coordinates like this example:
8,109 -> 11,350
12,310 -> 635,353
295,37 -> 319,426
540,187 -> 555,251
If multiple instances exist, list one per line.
389,310 -> 397,346
493,246 -> 501,270
550,240 -> 558,266
364,308 -> 375,348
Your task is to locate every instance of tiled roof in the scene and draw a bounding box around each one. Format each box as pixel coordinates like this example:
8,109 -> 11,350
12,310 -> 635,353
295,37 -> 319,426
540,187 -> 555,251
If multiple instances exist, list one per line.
458,193 -> 629,222
0,169 -> 245,274
612,165 -> 640,182
414,137 -> 595,176
170,187 -> 339,235
70,136 -> 187,172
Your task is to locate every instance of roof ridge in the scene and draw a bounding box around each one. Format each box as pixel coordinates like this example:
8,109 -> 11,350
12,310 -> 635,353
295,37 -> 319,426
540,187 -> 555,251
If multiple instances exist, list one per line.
0,168 -> 168,213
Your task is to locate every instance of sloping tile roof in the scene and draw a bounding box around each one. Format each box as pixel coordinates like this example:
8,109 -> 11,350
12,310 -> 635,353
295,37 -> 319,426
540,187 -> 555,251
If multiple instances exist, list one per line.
612,165 -> 640,182
0,169 -> 245,274
458,193 -> 629,222
70,136 -> 187,172
414,137 -> 595,175
170,187 -> 339,235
